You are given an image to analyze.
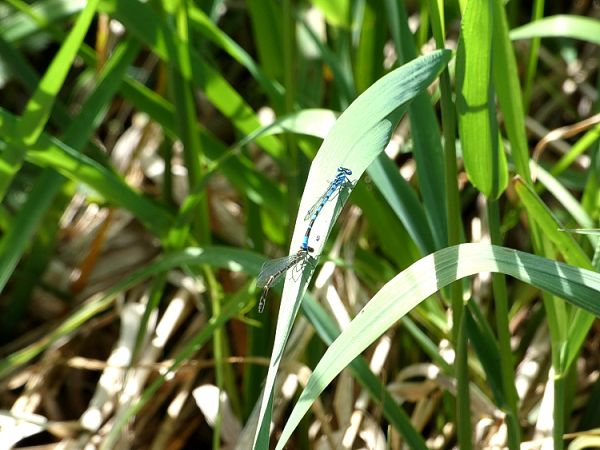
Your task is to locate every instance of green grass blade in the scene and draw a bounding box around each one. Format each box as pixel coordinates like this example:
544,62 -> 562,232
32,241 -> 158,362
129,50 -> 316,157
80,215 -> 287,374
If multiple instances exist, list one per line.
367,155 -> 435,254
385,0 -> 447,249
232,107 -> 437,256
246,0 -> 283,80
0,39 -> 141,292
354,0 -> 385,93
252,50 -> 451,450
551,123 -> 600,178
0,108 -> 174,238
510,15 -> 600,45
0,0 -> 99,200
119,82 -> 287,232
456,0 -> 508,199
163,2 -> 210,243
296,13 -> 355,104
0,170 -> 63,296
533,163 -> 595,236
492,0 -> 531,182
352,182 -> 422,268
312,0 -> 351,28
514,177 -> 595,373
521,0 -> 545,111
486,199 -> 521,449
188,4 -> 284,103
0,34 -> 71,125
275,243 -> 600,448
514,178 -> 592,270
100,0 -> 284,159
301,295 -> 428,450
13,0 -> 96,136
464,302 -> 505,407
0,0 -> 85,43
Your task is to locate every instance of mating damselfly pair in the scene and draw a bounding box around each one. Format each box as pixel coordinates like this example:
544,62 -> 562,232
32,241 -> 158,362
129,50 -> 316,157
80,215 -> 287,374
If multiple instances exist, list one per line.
256,167 -> 354,313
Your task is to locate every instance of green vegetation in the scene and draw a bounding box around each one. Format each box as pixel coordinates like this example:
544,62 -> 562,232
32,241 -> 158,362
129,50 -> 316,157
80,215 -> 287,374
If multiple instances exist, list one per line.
0,1 -> 599,449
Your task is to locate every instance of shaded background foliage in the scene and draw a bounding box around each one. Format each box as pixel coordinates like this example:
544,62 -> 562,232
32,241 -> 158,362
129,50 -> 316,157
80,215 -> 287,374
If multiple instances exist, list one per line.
0,0 -> 599,449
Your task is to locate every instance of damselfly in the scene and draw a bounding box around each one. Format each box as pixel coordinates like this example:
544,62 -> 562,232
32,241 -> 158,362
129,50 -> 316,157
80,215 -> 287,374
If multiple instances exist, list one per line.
300,167 -> 353,251
256,247 -> 314,313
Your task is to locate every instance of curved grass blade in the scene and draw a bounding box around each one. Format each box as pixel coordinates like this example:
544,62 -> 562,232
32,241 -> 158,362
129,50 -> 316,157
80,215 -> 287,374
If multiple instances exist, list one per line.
510,15 -> 600,46
252,49 -> 452,450
276,243 -> 600,449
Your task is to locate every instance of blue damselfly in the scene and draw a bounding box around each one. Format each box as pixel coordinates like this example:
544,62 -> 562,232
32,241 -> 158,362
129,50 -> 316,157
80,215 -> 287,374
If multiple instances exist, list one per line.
300,167 -> 353,251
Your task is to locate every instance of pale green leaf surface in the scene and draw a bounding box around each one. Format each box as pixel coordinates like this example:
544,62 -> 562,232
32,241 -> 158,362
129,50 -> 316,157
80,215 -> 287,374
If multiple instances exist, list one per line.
301,296 -> 427,449
276,243 -> 600,448
252,49 -> 452,449
510,15 -> 600,45
236,109 -> 339,146
561,229 -> 600,236
234,108 -> 438,258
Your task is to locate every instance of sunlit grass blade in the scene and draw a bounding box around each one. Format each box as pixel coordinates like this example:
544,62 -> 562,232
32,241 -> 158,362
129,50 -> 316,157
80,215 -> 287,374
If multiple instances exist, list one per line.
514,177 -> 592,270
275,243 -> 600,449
252,50 -> 451,450
456,0 -> 508,199
188,4 -> 284,103
510,15 -> 600,45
